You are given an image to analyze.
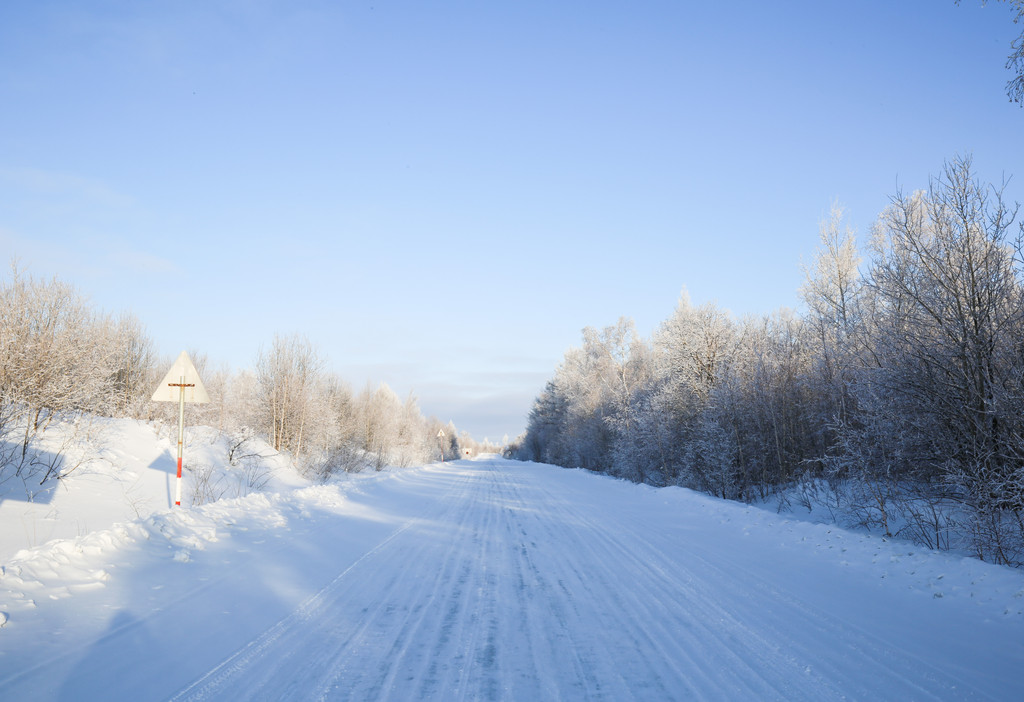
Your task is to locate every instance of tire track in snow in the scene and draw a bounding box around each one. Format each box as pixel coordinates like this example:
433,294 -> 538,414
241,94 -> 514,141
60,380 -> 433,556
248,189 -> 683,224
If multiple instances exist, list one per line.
583,501 -> 956,699
516,470 -> 973,700
525,480 -> 833,699
170,459 -> 1002,701
169,467 -> 477,702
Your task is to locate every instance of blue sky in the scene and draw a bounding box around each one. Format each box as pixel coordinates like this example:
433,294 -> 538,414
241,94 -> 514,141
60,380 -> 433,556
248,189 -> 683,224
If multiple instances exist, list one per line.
2,1 -> 1022,441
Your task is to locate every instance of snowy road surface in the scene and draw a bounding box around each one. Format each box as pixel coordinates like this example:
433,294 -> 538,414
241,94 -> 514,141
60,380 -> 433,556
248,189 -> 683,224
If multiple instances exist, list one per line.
2,457 -> 1023,700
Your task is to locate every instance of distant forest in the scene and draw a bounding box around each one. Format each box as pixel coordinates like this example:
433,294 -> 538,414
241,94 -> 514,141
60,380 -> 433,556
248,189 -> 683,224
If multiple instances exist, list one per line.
0,272 -> 492,491
511,156 -> 1024,566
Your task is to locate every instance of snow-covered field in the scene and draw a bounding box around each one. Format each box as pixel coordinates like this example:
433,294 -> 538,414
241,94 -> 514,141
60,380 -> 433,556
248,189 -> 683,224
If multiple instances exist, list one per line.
2,420 -> 1023,700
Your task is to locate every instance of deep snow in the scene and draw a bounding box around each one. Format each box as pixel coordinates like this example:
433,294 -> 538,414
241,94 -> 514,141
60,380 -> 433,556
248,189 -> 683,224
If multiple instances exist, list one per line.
1,419 -> 1023,700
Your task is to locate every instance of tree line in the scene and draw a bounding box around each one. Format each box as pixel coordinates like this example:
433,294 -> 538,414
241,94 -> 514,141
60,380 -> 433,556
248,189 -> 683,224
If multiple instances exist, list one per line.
511,156 -> 1024,566
0,266 -> 483,492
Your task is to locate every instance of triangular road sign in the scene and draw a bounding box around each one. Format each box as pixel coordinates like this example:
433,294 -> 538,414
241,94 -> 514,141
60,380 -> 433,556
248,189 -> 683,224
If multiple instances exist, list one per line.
151,351 -> 210,403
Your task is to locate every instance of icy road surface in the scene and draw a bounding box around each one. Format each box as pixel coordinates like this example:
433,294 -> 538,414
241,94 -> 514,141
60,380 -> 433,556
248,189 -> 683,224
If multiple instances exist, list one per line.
2,457 -> 1023,700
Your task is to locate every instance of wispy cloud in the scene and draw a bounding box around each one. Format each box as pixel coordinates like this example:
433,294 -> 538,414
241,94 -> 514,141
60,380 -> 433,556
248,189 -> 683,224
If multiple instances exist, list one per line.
0,167 -> 181,280
111,249 -> 180,276
0,167 -> 135,210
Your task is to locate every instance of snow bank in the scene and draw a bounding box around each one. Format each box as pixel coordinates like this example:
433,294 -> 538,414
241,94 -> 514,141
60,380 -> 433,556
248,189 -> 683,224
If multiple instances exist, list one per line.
0,416 -> 306,562
0,482 -> 357,615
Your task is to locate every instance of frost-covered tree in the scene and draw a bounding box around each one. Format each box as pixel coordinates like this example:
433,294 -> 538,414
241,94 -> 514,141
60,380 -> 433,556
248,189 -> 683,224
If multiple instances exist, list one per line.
4,270 -> 101,414
581,318 -> 653,480
0,267 -> 119,426
0,264 -> 150,484
356,382 -> 406,471
542,345 -> 612,471
294,374 -> 362,479
837,156 -> 1024,563
108,313 -> 158,419
518,318 -> 651,475
255,334 -> 324,458
800,204 -> 863,456
521,380 -> 569,464
646,293 -> 737,486
516,156 -> 1024,565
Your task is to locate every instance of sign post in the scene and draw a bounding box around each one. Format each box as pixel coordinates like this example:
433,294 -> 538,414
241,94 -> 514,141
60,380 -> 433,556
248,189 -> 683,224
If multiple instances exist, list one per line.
151,351 -> 209,507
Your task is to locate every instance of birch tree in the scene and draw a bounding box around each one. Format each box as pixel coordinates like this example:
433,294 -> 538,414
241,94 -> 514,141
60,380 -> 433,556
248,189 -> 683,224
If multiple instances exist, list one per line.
800,204 -> 863,453
0,265 -> 129,483
649,293 -> 736,486
255,334 -> 324,458
843,156 -> 1024,562
108,313 -> 158,419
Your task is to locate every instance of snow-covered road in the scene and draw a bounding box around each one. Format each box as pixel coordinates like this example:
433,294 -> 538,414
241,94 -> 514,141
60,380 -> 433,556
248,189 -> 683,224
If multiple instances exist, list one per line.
3,457 -> 1023,700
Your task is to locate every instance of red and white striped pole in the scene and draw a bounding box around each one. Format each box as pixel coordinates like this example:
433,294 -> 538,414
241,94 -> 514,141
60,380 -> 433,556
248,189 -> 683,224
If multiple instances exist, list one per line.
151,351 -> 208,507
175,376 -> 186,506
168,376 -> 194,507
